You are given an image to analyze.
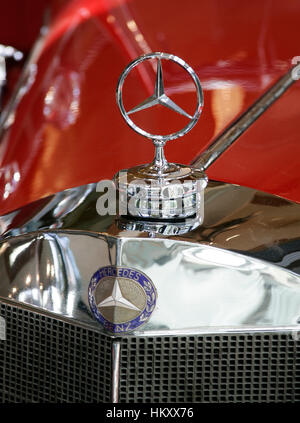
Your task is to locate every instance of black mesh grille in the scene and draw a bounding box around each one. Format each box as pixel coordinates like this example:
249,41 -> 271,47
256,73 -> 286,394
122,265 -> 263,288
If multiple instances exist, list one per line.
0,303 -> 112,403
2,301 -> 300,403
119,334 -> 300,403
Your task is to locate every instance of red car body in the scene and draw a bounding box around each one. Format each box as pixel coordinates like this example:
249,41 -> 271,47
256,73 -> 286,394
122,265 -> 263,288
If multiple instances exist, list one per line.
1,1 -> 300,404
0,0 -> 300,212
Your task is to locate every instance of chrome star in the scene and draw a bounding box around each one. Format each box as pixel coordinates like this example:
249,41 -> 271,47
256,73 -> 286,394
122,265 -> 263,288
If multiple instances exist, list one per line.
97,278 -> 141,311
127,58 -> 192,119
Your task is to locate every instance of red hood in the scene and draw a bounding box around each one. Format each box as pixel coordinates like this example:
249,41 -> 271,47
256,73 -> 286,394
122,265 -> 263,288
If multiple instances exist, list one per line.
0,0 -> 299,215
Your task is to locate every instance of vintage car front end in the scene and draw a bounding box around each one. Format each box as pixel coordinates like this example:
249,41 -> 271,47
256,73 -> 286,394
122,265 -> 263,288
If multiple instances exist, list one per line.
1,177 -> 300,402
0,0 -> 300,404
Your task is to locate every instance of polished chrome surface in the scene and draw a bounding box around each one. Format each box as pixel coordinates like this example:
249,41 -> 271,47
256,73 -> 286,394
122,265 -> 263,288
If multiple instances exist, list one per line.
0,56 -> 5,105
1,229 -> 300,336
117,202 -> 205,236
0,315 -> 5,340
193,65 -> 299,171
2,180 -> 300,274
116,52 -> 203,143
112,341 -> 121,403
114,166 -> 207,221
1,180 -> 300,335
115,52 -> 207,221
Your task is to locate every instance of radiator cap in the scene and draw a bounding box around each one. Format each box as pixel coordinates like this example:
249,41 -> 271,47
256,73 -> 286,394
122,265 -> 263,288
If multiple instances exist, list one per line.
114,52 -> 207,228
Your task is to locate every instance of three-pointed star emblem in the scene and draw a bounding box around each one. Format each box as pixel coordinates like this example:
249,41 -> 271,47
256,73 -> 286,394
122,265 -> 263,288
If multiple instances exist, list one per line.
97,278 -> 141,311
127,58 -> 192,119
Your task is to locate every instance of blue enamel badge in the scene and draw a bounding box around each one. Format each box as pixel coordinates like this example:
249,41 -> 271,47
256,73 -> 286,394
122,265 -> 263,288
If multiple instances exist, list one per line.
88,266 -> 157,333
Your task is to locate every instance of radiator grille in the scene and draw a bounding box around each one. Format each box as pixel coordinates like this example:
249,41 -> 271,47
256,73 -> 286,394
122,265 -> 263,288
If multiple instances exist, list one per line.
1,301 -> 300,403
0,303 -> 112,403
119,334 -> 300,403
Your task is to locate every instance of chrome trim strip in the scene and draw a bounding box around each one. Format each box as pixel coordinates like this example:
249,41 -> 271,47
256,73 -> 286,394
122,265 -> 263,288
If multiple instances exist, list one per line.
1,296 -> 299,339
131,325 -> 300,338
0,56 -> 6,108
193,66 -> 298,170
112,341 -> 121,403
2,295 -> 300,341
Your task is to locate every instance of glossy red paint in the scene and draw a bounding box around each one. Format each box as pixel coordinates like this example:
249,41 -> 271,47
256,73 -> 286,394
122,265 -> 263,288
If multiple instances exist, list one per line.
0,0 -> 299,215
0,0 -> 52,108
206,81 -> 300,202
0,0 -> 50,52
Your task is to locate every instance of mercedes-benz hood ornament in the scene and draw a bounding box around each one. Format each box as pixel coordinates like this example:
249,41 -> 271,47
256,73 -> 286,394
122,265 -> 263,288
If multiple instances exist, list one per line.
114,52 -> 208,231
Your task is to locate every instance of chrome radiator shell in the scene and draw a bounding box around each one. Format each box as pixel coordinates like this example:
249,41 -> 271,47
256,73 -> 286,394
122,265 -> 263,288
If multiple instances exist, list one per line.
1,181 -> 300,402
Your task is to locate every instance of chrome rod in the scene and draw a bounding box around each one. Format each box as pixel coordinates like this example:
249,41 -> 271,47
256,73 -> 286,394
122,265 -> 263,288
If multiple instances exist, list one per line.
193,67 -> 298,170
112,340 -> 121,403
0,56 -> 5,110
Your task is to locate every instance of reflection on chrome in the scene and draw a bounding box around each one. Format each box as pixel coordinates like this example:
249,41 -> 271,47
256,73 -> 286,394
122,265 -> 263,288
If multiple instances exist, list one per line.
0,180 -> 300,336
118,210 -> 204,236
2,233 -> 81,320
2,181 -> 300,277
0,56 -> 5,85
183,247 -> 248,268
1,231 -> 300,336
0,183 -> 95,238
